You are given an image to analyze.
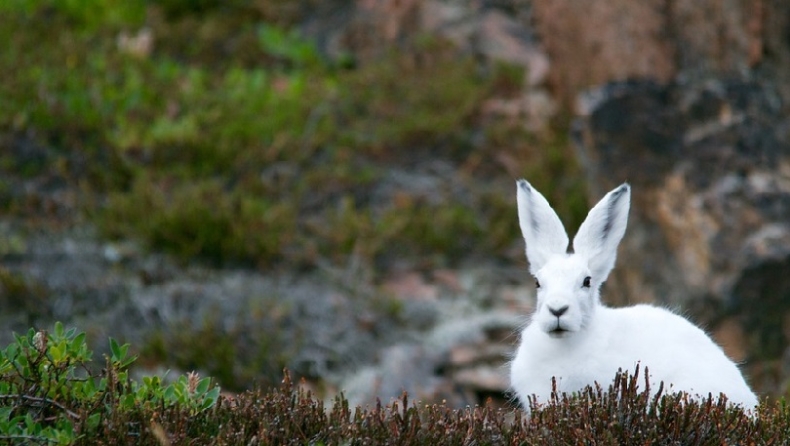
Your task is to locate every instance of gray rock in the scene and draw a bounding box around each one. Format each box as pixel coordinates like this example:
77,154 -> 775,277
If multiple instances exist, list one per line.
338,310 -> 521,408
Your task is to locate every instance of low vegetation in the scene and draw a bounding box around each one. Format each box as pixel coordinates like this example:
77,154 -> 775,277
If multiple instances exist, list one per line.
1,322 -> 788,445
0,0 -> 587,271
0,322 -> 220,445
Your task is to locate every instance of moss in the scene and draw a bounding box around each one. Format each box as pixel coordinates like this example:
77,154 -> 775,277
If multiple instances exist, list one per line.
484,115 -> 588,232
334,42 -> 489,155
99,176 -> 297,266
381,199 -> 483,262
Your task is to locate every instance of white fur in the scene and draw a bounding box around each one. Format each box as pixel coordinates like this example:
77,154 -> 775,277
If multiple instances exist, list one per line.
510,180 -> 758,410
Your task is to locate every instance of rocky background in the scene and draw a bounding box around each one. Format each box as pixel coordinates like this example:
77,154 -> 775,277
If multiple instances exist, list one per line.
2,0 -> 790,408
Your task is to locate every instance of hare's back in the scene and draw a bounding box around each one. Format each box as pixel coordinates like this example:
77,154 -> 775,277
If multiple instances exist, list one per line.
604,304 -> 753,402
605,304 -> 723,361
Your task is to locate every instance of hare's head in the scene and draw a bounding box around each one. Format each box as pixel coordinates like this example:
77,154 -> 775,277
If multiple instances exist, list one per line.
516,180 -> 630,338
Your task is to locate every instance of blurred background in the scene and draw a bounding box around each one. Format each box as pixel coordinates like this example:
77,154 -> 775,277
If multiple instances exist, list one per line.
1,0 -> 789,408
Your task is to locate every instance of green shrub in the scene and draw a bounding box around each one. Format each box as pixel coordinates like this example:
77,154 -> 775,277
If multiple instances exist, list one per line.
0,322 -> 220,444
99,177 -> 297,265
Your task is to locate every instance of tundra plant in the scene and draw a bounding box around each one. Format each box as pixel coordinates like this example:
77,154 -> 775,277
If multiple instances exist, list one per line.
0,322 -> 220,444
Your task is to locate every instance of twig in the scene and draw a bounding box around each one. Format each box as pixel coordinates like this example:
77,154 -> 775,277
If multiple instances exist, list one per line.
0,434 -> 57,444
0,394 -> 80,420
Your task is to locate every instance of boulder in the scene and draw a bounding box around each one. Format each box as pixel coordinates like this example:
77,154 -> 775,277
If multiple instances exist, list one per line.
533,0 -> 790,103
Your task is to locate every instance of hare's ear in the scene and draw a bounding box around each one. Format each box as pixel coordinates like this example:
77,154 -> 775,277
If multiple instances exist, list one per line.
572,183 -> 630,283
516,180 -> 569,274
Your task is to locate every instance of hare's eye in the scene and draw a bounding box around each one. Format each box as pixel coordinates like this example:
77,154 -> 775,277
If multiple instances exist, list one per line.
582,276 -> 591,288
535,279 -> 541,288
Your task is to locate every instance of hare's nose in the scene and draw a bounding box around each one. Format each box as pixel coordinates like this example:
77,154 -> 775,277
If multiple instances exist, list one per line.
549,305 -> 569,317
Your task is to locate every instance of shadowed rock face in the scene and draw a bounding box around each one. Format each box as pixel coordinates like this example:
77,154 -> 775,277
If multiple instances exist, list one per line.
574,78 -> 790,394
734,256 -> 790,361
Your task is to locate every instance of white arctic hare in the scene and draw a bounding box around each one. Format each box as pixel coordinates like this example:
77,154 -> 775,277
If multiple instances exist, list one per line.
509,179 -> 758,410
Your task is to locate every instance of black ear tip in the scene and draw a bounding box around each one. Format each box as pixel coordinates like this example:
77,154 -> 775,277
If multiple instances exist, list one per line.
517,179 -> 531,191
612,183 -> 630,196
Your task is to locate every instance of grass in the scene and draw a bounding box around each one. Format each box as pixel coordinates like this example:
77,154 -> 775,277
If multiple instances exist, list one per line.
0,0 -> 587,271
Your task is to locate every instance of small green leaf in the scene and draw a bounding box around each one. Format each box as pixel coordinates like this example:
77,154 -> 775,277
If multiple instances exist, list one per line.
86,413 -> 101,431
109,337 -> 121,360
121,356 -> 136,369
163,385 -> 177,403
122,393 -> 136,408
50,345 -> 63,362
54,321 -> 64,338
70,332 -> 86,352
203,386 -> 220,409
196,377 -> 210,395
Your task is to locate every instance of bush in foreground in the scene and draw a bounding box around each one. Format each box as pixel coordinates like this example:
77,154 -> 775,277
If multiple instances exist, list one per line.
1,323 -> 789,445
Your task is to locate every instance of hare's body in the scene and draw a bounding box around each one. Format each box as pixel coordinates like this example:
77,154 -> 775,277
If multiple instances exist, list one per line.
512,304 -> 758,407
509,180 -> 757,410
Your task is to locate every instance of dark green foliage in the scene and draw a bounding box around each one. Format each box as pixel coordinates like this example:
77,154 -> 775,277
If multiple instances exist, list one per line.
0,0 -> 587,270
0,322 -> 220,444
